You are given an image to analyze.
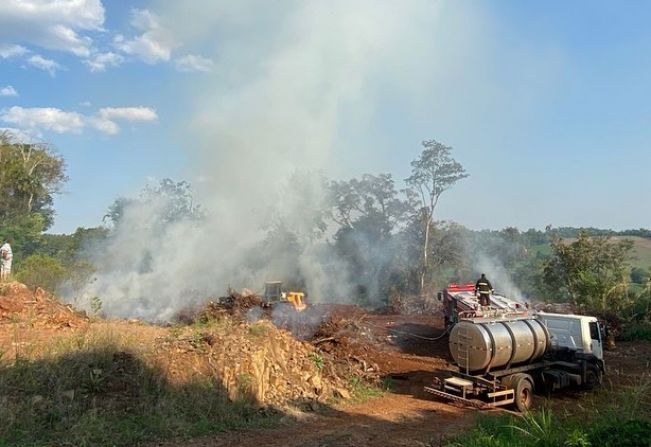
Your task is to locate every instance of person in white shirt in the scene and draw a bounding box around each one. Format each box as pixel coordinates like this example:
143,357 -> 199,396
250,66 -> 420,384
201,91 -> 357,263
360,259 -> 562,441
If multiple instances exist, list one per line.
1,240 -> 13,281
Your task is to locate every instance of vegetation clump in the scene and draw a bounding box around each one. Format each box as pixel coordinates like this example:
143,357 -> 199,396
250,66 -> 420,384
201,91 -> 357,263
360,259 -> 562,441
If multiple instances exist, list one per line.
445,379 -> 651,447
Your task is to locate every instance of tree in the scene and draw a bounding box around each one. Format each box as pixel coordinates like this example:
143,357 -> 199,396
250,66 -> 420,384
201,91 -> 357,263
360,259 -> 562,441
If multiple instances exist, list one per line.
405,140 -> 468,293
41,226 -> 110,262
329,173 -> 410,303
543,232 -> 633,315
0,132 -> 67,231
330,173 -> 408,235
104,178 -> 203,228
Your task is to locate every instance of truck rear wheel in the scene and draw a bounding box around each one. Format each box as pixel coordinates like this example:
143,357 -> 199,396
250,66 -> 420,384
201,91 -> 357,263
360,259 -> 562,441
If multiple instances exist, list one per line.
502,374 -> 533,412
514,375 -> 533,412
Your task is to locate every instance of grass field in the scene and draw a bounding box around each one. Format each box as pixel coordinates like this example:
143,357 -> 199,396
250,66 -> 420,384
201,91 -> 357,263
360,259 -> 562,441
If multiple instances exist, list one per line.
613,236 -> 651,270
561,236 -> 651,271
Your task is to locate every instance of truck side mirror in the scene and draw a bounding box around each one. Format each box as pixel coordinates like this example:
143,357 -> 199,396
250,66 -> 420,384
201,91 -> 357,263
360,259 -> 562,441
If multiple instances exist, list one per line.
437,292 -> 442,302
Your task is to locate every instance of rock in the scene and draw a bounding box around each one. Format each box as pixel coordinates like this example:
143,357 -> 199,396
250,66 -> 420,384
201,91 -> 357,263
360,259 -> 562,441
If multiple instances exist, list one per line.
334,387 -> 352,400
308,375 -> 323,393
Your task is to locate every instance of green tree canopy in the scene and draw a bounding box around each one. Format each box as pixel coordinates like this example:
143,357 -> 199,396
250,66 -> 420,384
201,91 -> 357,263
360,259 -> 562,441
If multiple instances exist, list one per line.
0,132 -> 67,231
543,231 -> 633,315
104,178 -> 203,229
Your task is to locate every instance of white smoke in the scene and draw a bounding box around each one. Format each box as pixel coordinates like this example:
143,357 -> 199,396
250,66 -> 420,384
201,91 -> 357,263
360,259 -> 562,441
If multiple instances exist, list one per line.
76,1 -> 447,320
473,253 -> 526,303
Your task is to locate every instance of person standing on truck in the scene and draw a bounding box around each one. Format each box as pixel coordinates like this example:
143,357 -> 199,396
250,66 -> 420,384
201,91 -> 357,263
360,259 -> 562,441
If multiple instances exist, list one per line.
475,273 -> 493,307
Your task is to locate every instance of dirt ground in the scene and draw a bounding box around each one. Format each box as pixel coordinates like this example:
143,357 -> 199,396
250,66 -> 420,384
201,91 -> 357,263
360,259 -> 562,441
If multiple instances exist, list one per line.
1,287 -> 650,447
161,310 -> 651,447
160,312 -> 475,447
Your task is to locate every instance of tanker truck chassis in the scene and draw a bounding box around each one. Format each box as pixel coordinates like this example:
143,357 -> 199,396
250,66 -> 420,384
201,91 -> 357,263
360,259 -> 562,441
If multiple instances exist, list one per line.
425,312 -> 605,412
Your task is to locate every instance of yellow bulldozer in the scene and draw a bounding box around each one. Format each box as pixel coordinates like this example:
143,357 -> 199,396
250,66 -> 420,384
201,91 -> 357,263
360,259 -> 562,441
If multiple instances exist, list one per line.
263,281 -> 307,312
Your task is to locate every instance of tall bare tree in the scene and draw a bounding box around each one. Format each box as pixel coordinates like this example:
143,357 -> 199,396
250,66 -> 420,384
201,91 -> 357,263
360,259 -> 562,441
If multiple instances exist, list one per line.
406,140 -> 468,293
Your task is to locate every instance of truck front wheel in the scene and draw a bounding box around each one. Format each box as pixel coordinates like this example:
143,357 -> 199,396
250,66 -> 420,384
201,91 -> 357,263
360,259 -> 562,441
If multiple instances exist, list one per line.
582,364 -> 602,390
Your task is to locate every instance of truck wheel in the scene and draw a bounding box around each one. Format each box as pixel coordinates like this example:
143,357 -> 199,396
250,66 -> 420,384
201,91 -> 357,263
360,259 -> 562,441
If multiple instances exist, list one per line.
513,374 -> 533,412
582,365 -> 602,390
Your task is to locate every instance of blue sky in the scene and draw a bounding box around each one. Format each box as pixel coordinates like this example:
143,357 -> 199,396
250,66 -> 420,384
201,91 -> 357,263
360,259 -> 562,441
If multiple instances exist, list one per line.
1,1 -> 650,233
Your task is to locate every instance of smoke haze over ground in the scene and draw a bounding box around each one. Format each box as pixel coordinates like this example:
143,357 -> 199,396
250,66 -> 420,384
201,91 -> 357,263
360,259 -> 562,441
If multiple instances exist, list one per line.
77,1 -> 447,320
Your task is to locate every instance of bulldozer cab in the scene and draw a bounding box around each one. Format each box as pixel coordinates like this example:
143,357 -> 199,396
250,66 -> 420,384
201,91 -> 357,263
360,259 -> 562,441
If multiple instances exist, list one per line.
264,281 -> 283,302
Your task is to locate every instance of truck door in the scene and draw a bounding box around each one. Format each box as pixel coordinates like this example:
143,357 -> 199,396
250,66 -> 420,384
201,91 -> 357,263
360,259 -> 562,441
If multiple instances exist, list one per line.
589,321 -> 603,360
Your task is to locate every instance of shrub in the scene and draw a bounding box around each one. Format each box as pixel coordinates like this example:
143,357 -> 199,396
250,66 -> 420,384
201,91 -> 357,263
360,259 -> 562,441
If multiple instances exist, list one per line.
16,254 -> 67,293
589,419 -> 651,447
620,322 -> 651,342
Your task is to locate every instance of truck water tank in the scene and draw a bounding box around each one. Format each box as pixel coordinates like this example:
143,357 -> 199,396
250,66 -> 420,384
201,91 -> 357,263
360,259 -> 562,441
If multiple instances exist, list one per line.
449,317 -> 550,372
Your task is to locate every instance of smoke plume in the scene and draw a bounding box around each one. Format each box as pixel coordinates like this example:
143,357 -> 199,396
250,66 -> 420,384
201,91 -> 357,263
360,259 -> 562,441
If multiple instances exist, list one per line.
76,1 -> 443,320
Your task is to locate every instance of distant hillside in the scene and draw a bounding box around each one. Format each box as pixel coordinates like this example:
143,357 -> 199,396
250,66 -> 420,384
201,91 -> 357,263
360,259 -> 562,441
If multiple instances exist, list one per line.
612,236 -> 651,270
561,235 -> 651,271
553,227 -> 651,240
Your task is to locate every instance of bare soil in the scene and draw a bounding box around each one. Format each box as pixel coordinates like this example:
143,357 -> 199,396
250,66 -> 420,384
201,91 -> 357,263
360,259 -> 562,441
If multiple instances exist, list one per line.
1,286 -> 650,447
160,311 -> 474,447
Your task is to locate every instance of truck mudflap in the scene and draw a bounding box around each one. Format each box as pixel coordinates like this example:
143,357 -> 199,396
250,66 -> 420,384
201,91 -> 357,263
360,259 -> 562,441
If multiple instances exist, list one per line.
425,375 -> 515,409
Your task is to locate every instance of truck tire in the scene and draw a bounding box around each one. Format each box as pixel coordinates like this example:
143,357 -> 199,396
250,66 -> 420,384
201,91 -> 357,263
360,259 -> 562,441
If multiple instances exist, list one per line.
582,364 -> 602,390
501,374 -> 534,412
514,375 -> 533,412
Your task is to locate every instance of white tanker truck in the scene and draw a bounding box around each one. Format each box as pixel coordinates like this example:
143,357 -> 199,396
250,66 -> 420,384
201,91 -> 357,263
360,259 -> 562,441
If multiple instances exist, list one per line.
425,312 -> 605,411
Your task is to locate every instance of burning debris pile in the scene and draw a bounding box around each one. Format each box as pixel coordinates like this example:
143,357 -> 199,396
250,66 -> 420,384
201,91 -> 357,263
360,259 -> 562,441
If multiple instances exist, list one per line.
311,314 -> 381,385
0,282 -> 88,328
192,289 -> 266,322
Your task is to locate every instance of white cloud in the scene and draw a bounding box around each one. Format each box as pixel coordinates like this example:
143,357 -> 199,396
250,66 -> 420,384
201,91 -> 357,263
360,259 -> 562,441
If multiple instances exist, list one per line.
0,86 -> 18,97
26,54 -> 63,76
0,44 -> 28,58
0,106 -> 84,133
0,105 -> 158,135
98,107 -> 158,122
91,107 -> 158,134
0,0 -> 104,57
175,54 -> 213,73
87,116 -> 119,134
84,51 -> 124,72
114,9 -> 175,64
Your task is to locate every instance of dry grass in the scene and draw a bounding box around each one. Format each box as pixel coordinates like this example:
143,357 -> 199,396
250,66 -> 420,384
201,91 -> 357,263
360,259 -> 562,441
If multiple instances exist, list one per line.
0,319 -> 280,447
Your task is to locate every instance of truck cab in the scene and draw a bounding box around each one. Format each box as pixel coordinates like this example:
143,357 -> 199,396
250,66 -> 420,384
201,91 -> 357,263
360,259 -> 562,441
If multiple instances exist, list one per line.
537,312 -> 604,361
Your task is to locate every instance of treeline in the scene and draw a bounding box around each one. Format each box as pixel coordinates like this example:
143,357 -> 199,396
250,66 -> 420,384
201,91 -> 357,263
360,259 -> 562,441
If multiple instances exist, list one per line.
552,227 -> 651,240
2,131 -> 651,329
